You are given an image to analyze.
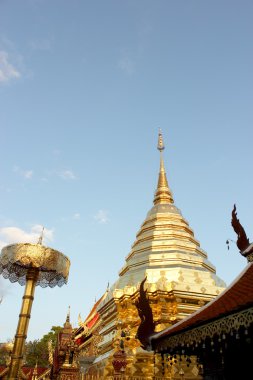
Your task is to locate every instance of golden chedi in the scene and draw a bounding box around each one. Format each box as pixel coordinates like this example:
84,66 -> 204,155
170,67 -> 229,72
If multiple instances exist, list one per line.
78,132 -> 226,378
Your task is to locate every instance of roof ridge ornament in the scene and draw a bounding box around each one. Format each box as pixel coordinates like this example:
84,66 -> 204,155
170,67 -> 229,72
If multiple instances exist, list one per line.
231,204 -> 253,262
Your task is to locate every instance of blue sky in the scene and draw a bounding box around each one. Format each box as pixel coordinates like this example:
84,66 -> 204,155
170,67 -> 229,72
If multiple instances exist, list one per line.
0,0 -> 252,341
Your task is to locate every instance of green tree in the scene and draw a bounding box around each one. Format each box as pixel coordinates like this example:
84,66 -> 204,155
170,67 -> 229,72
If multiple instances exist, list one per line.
24,326 -> 62,367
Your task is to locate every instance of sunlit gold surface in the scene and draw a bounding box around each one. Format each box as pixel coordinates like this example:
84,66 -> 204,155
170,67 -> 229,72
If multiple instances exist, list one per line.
154,133 -> 174,205
0,242 -> 70,380
1,342 -> 14,353
0,243 -> 70,287
8,269 -> 38,380
79,133 -> 226,378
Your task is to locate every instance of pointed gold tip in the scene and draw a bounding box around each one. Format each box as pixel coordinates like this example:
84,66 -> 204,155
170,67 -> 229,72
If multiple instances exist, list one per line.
157,129 -> 165,152
153,131 -> 174,205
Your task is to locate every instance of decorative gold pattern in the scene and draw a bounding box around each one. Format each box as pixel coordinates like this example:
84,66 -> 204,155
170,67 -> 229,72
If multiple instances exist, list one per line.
247,252 -> 253,262
48,340 -> 53,365
0,243 -> 70,287
154,306 -> 253,351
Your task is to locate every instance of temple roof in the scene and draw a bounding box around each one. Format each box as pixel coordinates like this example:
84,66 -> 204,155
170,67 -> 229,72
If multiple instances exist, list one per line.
76,290 -> 108,336
151,262 -> 253,343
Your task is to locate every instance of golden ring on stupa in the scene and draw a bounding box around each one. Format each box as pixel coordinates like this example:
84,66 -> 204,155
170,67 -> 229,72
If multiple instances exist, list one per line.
0,243 -> 70,287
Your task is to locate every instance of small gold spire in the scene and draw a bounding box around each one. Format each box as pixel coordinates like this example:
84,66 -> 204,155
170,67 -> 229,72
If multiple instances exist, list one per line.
153,130 -> 174,205
32,359 -> 38,380
63,306 -> 72,332
37,227 -> 44,245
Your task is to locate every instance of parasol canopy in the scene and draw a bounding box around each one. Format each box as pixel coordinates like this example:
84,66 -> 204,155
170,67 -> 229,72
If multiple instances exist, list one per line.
0,243 -> 70,287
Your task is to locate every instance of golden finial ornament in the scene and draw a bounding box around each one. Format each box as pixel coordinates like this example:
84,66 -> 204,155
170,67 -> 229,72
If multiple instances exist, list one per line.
157,129 -> 165,152
153,130 -> 174,205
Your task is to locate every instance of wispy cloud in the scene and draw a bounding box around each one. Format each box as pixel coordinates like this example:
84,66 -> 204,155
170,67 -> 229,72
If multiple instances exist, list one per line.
40,177 -> 48,182
13,166 -> 33,179
0,276 -> 12,300
0,185 -> 12,193
0,225 -> 54,251
58,170 -> 77,180
0,50 -> 20,83
52,149 -> 61,157
29,38 -> 53,52
73,213 -> 81,220
23,170 -> 33,179
118,49 -> 135,76
94,210 -> 109,224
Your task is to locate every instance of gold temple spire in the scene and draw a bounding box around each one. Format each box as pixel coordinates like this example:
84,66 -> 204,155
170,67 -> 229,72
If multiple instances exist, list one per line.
153,130 -> 174,205
32,359 -> 38,380
63,305 -> 72,333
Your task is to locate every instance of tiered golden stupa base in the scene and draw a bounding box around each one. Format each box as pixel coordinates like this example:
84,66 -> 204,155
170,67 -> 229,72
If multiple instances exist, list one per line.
82,350 -> 203,379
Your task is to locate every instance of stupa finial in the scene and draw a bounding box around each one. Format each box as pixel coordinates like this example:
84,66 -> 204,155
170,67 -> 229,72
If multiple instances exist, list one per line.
153,130 -> 174,205
63,305 -> 72,332
157,129 -> 165,152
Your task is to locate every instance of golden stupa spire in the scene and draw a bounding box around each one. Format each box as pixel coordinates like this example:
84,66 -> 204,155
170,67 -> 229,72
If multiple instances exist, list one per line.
63,305 -> 72,332
153,130 -> 174,205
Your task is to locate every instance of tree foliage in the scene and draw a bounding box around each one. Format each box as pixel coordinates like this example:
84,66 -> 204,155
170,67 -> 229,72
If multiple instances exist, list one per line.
24,326 -> 62,367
